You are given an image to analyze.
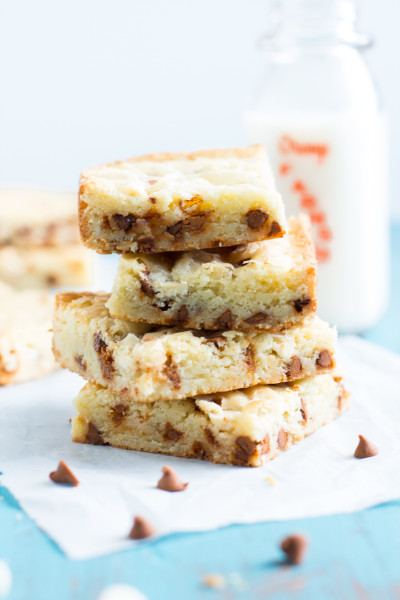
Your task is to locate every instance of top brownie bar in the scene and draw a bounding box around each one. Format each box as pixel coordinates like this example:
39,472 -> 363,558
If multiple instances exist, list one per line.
79,145 -> 286,254
0,188 -> 80,247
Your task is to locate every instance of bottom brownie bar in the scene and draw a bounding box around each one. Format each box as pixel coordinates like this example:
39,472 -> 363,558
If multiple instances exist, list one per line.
72,374 -> 349,467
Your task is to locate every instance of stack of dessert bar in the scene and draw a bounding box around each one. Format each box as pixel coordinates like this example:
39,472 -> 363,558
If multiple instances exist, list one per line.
0,188 -> 92,290
53,146 -> 349,467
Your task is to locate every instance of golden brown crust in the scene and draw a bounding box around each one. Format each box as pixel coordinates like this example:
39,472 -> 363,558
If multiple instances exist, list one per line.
122,144 -> 265,164
55,290 -> 103,310
78,195 -> 89,246
80,145 -> 265,176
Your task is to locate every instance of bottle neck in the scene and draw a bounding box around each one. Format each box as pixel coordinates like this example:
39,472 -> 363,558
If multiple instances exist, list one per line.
266,0 -> 370,51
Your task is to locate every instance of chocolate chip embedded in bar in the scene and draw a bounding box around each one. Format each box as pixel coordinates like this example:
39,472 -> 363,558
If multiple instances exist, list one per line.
246,209 -> 269,229
86,422 -> 108,446
71,373 -> 350,467
93,333 -> 115,380
53,291 -> 337,403
112,214 -> 136,232
316,349 -> 333,369
286,356 -> 302,378
79,145 -> 286,254
107,215 -> 317,333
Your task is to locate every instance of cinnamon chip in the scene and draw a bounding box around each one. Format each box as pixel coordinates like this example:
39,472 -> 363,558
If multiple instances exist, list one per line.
128,516 -> 155,540
294,297 -> 311,313
316,349 -> 332,369
277,429 -> 288,450
214,309 -> 234,330
280,534 -> 308,565
49,461 -> 79,487
269,220 -> 282,236
265,475 -> 277,486
246,209 -> 268,229
113,213 -> 136,232
286,356 -> 302,378
156,466 -> 188,492
354,434 -> 379,459
86,422 -> 108,446
203,574 -> 226,589
244,312 -> 269,325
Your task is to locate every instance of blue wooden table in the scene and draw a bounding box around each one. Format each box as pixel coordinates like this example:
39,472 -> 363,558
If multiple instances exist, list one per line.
1,226 -> 399,600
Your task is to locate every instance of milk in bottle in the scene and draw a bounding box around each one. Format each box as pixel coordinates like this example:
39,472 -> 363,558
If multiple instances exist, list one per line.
244,0 -> 389,332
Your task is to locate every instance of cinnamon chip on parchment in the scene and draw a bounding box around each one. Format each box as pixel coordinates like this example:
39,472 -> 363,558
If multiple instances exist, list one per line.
354,434 -> 379,458
128,516 -> 155,540
49,460 -> 79,487
156,465 -> 188,492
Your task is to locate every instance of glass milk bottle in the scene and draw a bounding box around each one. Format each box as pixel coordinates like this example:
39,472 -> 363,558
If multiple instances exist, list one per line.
244,0 -> 389,333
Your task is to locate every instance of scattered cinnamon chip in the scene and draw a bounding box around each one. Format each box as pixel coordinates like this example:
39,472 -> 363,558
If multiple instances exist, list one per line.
157,466 -> 188,492
128,516 -> 155,540
354,434 -> 379,459
49,461 -> 79,487
203,574 -> 226,589
280,534 -> 308,565
265,475 -> 277,486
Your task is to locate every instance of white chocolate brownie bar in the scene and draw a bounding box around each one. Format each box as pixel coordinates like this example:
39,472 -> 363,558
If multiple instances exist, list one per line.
79,146 -> 286,254
0,283 -> 57,385
0,244 -> 93,290
71,374 -> 350,467
107,215 -> 316,332
0,189 -> 80,247
53,291 -> 336,402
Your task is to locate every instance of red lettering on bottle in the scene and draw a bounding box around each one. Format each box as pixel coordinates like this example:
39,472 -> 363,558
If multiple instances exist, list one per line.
277,140 -> 332,263
279,135 -> 292,154
278,135 -> 329,164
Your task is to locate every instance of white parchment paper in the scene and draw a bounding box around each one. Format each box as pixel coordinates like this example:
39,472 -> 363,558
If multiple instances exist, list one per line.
1,336 -> 399,560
